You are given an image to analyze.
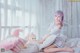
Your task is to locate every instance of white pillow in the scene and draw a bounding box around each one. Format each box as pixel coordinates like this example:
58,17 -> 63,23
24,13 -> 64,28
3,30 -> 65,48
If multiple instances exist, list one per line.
39,35 -> 57,50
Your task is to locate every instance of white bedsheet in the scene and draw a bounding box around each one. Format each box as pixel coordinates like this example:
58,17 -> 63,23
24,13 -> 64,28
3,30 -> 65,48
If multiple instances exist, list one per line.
20,43 -> 39,53
3,48 -> 80,53
2,38 -> 80,53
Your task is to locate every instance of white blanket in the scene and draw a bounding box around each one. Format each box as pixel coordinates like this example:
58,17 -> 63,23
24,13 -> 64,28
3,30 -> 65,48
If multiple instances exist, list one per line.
2,38 -> 80,53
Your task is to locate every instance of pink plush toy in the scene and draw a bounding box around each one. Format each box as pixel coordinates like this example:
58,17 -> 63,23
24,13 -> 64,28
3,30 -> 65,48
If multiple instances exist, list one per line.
0,29 -> 25,53
0,37 -> 19,50
10,38 -> 25,53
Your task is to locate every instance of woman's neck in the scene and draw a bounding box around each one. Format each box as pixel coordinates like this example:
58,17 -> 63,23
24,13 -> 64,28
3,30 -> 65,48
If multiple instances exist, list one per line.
55,23 -> 62,29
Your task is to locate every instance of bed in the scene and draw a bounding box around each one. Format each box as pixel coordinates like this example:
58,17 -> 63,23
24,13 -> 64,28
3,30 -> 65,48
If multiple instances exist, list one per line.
1,38 -> 80,53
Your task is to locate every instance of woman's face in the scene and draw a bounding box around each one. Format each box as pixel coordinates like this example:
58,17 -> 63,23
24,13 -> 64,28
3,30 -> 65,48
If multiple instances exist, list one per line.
54,14 -> 63,25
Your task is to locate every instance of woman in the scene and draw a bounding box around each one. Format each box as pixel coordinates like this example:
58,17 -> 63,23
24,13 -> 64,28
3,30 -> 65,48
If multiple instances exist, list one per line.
39,10 -> 74,53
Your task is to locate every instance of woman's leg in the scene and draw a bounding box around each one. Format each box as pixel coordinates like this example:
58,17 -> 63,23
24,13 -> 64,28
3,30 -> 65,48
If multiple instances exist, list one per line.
43,45 -> 57,53
44,47 -> 74,53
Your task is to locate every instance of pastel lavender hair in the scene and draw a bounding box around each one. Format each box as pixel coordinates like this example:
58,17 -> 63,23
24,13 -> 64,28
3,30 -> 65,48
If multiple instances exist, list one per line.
55,10 -> 64,21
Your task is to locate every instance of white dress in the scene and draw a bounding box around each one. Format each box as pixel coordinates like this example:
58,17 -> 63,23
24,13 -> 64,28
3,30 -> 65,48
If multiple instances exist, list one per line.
48,23 -> 67,48
49,23 -> 80,53
39,23 -> 67,50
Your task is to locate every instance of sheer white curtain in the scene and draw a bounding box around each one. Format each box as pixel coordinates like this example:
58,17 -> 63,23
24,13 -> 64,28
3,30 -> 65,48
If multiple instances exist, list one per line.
0,0 -> 80,41
38,0 -> 80,38
0,0 -> 40,41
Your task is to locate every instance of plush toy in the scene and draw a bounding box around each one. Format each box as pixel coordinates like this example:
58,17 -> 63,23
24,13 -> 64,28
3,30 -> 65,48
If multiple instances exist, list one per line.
0,29 -> 25,53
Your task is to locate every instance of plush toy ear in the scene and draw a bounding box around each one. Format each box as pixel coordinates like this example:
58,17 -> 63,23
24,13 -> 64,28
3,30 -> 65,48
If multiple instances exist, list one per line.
12,29 -> 23,37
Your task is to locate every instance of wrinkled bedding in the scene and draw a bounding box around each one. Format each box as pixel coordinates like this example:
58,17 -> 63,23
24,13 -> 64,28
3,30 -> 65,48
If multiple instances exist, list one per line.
1,38 -> 80,53
66,38 -> 80,48
2,43 -> 39,53
3,48 -> 80,53
57,38 -> 80,53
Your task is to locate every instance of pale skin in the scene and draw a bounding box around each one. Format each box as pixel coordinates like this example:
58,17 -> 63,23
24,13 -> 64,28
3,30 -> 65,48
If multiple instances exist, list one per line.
21,12 -> 74,53
39,13 -> 74,53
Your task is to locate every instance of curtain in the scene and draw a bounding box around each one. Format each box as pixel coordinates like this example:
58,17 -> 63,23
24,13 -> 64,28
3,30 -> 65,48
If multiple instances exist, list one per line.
39,0 -> 80,38
0,0 -> 40,41
0,0 -> 80,41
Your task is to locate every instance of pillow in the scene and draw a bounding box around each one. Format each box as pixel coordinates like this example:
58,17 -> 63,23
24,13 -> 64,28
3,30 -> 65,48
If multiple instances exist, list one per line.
39,35 -> 57,50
